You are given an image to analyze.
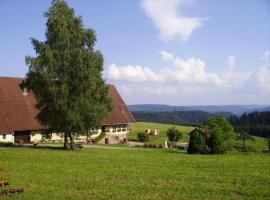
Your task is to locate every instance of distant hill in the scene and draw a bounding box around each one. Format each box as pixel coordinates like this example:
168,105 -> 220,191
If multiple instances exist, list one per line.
132,110 -> 234,125
128,104 -> 270,115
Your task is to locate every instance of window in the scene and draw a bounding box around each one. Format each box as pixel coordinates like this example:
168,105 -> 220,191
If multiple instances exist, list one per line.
3,135 -> 6,139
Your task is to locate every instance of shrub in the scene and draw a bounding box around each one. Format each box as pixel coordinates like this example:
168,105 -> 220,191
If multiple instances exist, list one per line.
167,127 -> 183,142
187,129 -> 207,154
208,128 -> 225,154
137,133 -> 149,142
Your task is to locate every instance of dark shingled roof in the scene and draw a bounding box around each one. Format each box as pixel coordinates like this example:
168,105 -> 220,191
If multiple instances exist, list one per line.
0,77 -> 135,134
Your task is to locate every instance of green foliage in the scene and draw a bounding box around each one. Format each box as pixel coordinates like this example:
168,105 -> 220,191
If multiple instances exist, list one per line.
166,127 -> 183,142
137,133 -> 149,142
230,111 -> 270,138
92,131 -> 105,143
23,0 -> 113,149
132,110 -> 213,125
208,128 -> 225,154
205,115 -> 234,141
187,128 -> 207,154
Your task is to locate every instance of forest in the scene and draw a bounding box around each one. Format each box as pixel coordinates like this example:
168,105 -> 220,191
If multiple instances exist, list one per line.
229,111 -> 270,138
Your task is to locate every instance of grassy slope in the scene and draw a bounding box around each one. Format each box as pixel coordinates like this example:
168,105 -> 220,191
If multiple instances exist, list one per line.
128,122 -> 268,150
0,148 -> 269,200
128,122 -> 194,143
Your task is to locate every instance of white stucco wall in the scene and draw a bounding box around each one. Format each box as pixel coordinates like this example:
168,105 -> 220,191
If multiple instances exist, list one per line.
30,134 -> 42,142
0,124 -> 132,144
0,134 -> 14,143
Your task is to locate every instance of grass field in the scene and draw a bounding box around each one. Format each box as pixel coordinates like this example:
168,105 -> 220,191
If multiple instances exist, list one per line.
128,122 -> 194,143
128,122 -> 269,150
0,147 -> 269,200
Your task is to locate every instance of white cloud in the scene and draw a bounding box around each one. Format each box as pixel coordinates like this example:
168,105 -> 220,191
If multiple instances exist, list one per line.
261,50 -> 270,61
140,0 -> 208,42
107,51 -> 258,90
160,56 -> 223,85
222,55 -> 252,87
107,63 -> 164,82
107,51 -> 223,86
159,51 -> 174,62
257,65 -> 270,90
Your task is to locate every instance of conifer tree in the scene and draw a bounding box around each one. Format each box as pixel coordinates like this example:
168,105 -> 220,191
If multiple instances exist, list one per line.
187,128 -> 207,154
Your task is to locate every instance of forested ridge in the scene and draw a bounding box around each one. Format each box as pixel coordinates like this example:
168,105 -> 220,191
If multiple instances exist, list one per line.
229,111 -> 270,138
132,111 -> 233,125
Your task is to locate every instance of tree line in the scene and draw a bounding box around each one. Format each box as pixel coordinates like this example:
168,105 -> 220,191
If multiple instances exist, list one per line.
132,111 -> 232,126
229,112 -> 270,138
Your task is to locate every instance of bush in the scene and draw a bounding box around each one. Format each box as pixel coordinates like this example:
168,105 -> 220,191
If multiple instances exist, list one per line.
167,127 -> 183,142
137,133 -> 149,142
187,129 -> 207,154
208,128 -> 225,154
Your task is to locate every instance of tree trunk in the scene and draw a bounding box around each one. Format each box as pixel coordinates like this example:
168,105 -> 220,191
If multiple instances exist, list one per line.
69,133 -> 74,150
64,133 -> 69,150
243,136 -> 246,151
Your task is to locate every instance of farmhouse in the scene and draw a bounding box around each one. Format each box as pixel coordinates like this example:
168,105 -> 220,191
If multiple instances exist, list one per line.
0,77 -> 135,144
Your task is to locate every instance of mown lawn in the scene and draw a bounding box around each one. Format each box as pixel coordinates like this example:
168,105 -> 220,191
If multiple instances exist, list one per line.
128,122 -> 194,143
0,147 -> 269,200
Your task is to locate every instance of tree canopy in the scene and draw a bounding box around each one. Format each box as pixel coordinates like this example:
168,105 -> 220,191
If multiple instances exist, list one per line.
23,0 -> 113,149
205,115 -> 234,141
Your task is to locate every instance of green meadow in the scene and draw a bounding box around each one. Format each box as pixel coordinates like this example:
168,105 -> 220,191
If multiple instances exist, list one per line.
128,122 -> 268,150
128,122 -> 194,143
0,147 -> 269,200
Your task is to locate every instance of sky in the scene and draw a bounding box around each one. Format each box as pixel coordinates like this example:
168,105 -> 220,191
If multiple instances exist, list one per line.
0,0 -> 270,106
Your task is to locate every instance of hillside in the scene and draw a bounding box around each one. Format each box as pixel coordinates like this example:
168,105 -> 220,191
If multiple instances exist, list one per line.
128,104 -> 270,115
132,110 -> 233,125
128,122 -> 268,150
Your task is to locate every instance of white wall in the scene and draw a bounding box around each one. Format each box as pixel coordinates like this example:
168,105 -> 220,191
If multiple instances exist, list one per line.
0,134 -> 14,143
30,134 -> 42,142
0,124 -> 132,144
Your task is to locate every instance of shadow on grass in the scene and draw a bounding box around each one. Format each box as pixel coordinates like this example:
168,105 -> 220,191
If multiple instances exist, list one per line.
162,149 -> 187,154
0,143 -> 66,150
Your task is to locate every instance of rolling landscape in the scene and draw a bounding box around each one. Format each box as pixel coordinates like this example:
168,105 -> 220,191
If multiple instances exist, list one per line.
0,0 -> 270,200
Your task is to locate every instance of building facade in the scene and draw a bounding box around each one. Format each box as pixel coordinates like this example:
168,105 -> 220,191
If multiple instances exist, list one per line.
0,77 -> 135,144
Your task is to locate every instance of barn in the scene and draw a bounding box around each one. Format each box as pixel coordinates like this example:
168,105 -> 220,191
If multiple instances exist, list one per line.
0,77 -> 135,144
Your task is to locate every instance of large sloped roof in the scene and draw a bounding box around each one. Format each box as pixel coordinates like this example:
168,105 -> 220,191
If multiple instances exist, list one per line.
103,85 -> 136,125
0,77 -> 135,134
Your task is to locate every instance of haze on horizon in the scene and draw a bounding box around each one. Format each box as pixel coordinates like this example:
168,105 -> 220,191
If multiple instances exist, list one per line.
0,0 -> 269,105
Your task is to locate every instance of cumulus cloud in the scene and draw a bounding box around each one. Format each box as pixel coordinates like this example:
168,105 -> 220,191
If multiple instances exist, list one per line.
140,0 -> 208,42
257,65 -> 270,90
107,52 -> 256,91
261,51 -> 270,61
222,55 -> 253,87
107,63 -> 164,82
161,56 -> 223,85
107,52 -> 223,86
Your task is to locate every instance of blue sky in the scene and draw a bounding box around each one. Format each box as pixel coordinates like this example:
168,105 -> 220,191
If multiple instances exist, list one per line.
0,0 -> 269,105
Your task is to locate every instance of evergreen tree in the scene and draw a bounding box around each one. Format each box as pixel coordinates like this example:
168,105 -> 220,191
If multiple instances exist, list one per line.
187,128 -> 207,154
22,0 -> 113,149
208,128 -> 225,154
